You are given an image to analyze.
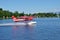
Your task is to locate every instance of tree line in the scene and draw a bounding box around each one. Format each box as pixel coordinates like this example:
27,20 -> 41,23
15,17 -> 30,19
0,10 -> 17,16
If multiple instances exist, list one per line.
0,8 -> 60,19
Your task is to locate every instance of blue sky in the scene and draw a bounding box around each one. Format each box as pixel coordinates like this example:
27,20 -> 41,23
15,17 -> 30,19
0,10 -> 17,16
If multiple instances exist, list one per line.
0,0 -> 60,13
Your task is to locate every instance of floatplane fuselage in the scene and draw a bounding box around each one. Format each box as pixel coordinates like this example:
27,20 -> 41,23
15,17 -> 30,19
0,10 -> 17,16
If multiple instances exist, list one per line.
12,16 -> 33,22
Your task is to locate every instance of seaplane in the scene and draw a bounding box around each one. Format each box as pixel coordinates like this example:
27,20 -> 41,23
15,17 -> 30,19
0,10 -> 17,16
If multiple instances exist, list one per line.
12,16 -> 33,22
11,16 -> 36,25
0,16 -> 36,26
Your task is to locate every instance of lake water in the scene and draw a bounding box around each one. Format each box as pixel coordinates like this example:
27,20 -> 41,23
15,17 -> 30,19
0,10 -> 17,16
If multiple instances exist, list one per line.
0,18 -> 60,40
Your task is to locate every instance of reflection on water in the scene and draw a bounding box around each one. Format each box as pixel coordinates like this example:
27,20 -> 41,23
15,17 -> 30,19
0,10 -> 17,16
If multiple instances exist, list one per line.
12,25 -> 35,40
0,24 -> 36,40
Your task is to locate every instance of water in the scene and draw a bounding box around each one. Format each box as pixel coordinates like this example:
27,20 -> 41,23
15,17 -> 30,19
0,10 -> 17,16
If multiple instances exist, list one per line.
0,18 -> 60,40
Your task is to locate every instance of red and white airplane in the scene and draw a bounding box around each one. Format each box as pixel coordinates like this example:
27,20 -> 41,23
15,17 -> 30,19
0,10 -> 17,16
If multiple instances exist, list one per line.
0,16 -> 36,26
12,16 -> 33,22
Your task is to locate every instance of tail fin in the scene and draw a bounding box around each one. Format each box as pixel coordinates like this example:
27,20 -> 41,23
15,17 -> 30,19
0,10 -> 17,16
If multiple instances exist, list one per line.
12,16 -> 17,20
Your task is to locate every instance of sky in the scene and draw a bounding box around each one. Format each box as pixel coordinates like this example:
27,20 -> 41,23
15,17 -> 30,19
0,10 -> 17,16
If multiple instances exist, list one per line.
0,0 -> 60,13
